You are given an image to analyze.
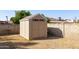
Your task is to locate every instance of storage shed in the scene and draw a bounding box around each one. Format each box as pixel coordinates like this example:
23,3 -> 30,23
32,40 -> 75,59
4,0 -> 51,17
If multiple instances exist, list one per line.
20,14 -> 47,40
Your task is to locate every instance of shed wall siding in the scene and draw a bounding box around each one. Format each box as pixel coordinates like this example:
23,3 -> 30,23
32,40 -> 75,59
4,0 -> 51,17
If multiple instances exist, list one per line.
20,21 -> 29,40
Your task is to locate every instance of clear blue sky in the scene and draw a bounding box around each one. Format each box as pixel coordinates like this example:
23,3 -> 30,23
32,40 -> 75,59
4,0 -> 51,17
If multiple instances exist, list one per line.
0,10 -> 79,21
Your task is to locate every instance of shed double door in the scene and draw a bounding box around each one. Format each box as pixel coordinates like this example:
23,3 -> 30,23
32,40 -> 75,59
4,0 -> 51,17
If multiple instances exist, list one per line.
31,21 -> 44,38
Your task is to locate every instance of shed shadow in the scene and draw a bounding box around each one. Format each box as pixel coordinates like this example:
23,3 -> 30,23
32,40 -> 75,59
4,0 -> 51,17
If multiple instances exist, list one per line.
0,41 -> 38,49
0,33 -> 19,36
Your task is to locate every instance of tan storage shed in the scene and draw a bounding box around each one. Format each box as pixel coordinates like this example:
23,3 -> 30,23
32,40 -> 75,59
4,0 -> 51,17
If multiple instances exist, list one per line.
20,14 -> 47,40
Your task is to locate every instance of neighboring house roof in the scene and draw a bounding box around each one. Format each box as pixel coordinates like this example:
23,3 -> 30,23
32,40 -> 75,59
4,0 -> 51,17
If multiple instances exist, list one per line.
47,17 -> 65,21
0,21 -> 13,24
0,21 -> 8,24
20,14 -> 47,21
49,17 -> 58,21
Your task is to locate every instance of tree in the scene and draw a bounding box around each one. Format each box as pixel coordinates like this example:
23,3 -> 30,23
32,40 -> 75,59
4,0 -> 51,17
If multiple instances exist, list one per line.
10,10 -> 31,24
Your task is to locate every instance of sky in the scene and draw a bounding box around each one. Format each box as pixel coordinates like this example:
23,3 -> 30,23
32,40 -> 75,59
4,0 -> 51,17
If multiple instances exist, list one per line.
0,10 -> 79,21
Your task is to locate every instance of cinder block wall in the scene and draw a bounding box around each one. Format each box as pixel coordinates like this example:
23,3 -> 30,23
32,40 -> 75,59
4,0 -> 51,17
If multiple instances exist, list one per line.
0,24 -> 19,35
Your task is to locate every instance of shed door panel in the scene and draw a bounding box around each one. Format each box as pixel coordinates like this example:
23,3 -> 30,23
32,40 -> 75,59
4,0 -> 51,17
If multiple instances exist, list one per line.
31,22 -> 39,38
31,21 -> 46,39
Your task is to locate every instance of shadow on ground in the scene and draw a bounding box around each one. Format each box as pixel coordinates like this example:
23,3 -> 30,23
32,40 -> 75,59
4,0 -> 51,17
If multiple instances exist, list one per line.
0,41 -> 38,49
0,33 -> 19,36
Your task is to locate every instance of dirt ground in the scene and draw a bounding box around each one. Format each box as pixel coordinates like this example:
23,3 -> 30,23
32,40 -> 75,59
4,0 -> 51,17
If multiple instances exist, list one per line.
0,34 -> 79,49
0,23 -> 79,49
